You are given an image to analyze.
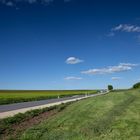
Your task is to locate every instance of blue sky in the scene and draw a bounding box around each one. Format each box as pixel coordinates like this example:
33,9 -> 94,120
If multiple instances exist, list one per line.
0,0 -> 140,89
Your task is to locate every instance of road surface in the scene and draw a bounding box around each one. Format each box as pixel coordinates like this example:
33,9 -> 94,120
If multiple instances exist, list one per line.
0,92 -> 108,119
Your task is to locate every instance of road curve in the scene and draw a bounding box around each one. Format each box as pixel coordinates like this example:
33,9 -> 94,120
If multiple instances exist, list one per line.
0,92 -> 108,119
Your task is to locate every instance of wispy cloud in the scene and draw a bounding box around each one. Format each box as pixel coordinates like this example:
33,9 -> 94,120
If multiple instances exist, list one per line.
112,24 -> 140,33
111,77 -> 122,80
5,1 -> 14,6
66,57 -> 84,64
81,63 -> 138,75
119,63 -> 138,67
64,76 -> 83,80
0,0 -> 70,7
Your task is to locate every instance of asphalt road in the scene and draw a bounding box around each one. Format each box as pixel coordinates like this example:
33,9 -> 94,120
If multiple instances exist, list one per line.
0,92 -> 109,119
0,94 -> 98,113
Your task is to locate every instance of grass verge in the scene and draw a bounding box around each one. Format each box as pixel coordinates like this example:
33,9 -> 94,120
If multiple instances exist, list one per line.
20,89 -> 140,140
0,102 -> 72,140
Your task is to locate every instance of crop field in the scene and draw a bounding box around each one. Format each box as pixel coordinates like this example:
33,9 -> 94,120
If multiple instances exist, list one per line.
0,90 -> 97,105
1,89 -> 140,140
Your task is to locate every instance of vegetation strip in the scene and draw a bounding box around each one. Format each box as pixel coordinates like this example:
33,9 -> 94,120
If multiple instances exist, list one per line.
0,90 -> 97,105
19,89 -> 140,140
0,92 -> 106,119
1,89 -> 140,140
0,102 -> 72,140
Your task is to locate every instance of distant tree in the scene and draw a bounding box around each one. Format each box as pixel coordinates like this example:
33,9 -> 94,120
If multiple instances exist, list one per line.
108,85 -> 113,91
133,82 -> 140,89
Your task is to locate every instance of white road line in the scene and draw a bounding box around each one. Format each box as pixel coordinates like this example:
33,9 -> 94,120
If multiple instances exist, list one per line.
0,92 -> 108,119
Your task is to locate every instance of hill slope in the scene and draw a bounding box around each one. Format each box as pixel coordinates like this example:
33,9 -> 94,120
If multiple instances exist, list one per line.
20,89 -> 140,140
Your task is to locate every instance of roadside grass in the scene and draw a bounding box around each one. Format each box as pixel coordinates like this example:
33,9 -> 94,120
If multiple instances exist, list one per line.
0,90 -> 97,105
20,89 -> 140,140
0,102 -> 72,140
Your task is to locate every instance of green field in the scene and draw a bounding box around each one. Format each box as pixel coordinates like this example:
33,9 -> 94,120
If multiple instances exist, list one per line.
0,90 -> 97,105
20,89 -> 140,140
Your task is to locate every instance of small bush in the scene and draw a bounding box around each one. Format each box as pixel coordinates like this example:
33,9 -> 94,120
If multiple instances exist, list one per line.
108,85 -> 113,91
133,82 -> 140,89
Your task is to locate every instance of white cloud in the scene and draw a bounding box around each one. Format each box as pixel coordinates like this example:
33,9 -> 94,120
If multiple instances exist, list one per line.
66,57 -> 84,64
64,76 -> 83,80
113,24 -> 123,31
111,77 -> 121,80
81,63 -> 138,75
0,0 -> 53,6
0,0 -> 70,6
112,24 -> 140,33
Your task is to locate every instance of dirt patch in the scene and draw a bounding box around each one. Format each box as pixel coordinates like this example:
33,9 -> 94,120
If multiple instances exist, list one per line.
1,110 -> 58,140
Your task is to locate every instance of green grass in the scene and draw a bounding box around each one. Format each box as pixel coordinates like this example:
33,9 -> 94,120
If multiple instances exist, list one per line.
20,89 -> 140,140
0,103 -> 71,139
0,90 -> 97,105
